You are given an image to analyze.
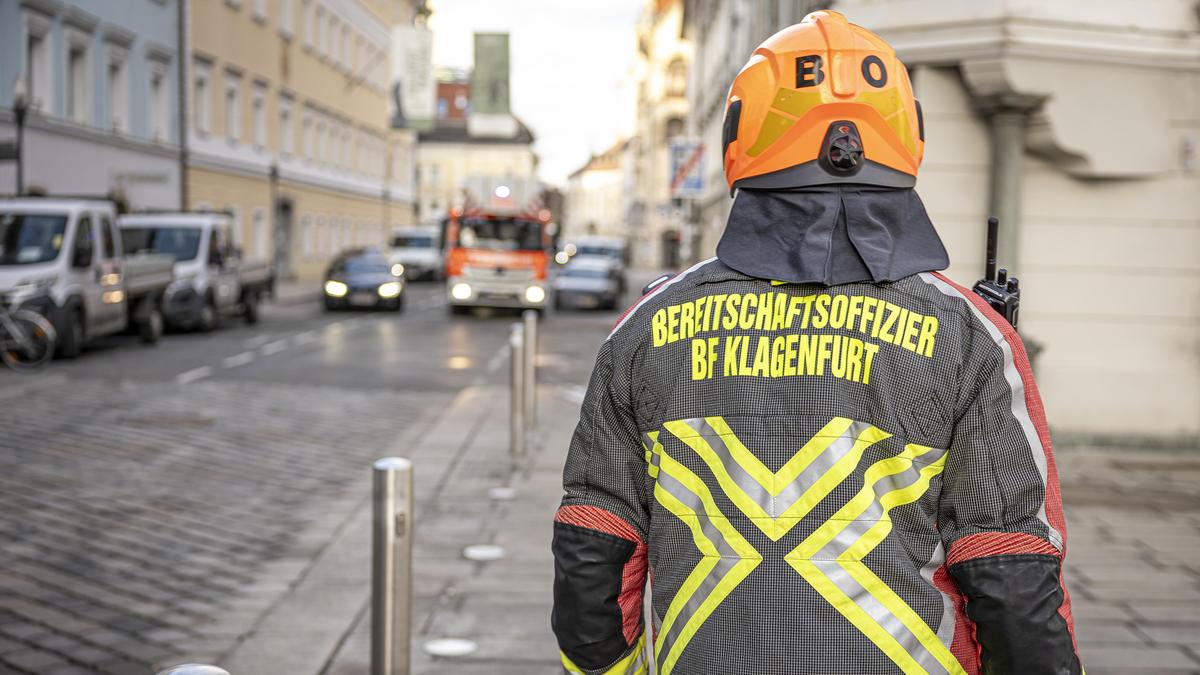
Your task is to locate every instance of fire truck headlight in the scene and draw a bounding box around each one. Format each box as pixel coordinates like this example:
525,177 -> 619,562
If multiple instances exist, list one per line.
524,286 -> 547,304
450,283 -> 473,301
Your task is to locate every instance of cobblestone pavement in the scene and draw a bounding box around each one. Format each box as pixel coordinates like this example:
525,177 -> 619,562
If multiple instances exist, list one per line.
0,375 -> 434,674
1058,452 -> 1200,674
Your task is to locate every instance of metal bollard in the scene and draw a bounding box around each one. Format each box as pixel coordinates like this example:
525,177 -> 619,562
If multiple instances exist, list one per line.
510,323 -> 525,459
372,457 -> 414,675
157,666 -> 230,675
521,310 -> 538,428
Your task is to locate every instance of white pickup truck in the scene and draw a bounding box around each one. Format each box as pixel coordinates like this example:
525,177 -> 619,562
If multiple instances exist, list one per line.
0,197 -> 174,356
118,211 -> 274,331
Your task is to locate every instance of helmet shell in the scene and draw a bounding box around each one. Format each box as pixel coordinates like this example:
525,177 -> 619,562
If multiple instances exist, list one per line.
723,11 -> 924,192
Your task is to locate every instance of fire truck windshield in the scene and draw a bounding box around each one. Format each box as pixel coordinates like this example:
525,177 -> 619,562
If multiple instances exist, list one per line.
457,218 -> 542,252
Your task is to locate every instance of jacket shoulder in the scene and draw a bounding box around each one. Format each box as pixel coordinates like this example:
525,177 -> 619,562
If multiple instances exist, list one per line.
606,257 -> 737,347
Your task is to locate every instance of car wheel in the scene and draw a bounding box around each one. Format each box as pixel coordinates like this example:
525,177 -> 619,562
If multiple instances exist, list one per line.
139,305 -> 163,344
243,291 -> 260,325
197,300 -> 218,332
57,309 -> 84,358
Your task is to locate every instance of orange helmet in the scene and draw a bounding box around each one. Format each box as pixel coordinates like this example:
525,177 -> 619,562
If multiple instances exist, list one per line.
722,10 -> 924,193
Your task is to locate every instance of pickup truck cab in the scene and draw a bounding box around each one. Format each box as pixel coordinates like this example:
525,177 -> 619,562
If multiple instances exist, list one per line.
118,212 -> 274,331
0,197 -> 174,356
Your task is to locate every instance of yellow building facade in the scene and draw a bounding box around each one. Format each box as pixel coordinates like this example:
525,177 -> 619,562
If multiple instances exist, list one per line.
187,0 -> 417,281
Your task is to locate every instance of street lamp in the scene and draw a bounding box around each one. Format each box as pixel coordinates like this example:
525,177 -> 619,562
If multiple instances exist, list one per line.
12,77 -> 28,195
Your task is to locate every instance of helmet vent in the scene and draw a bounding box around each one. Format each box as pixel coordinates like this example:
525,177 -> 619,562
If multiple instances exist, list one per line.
821,121 -> 864,175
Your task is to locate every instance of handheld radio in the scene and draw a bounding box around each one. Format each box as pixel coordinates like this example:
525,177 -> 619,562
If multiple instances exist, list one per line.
972,217 -> 1021,329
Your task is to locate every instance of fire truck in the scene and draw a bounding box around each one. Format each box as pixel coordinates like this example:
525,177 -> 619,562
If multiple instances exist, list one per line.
443,176 -> 554,314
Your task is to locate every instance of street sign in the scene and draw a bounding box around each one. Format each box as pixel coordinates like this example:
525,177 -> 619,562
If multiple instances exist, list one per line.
0,141 -> 17,161
669,139 -> 704,199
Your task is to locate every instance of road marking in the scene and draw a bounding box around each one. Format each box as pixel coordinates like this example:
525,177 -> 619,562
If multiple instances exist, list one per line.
244,334 -> 271,348
175,366 -> 213,385
293,331 -> 318,345
223,351 -> 256,369
260,339 -> 289,356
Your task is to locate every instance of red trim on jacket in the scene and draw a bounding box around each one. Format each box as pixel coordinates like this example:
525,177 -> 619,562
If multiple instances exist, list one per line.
947,532 -> 1060,567
931,271 -> 1077,651
932,564 -> 982,673
555,505 -> 647,645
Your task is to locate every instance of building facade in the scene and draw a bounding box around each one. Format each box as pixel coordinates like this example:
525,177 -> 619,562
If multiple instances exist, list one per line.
185,0 -> 417,281
681,0 -> 1200,445
414,38 -> 537,223
563,139 -> 628,242
626,0 -> 691,269
0,0 -> 182,207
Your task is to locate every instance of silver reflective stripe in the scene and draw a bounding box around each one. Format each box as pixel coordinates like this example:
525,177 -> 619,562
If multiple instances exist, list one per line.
816,560 -> 954,675
812,446 -> 949,561
652,467 -> 743,662
676,417 -> 872,517
917,272 -> 1062,550
608,257 -> 718,340
920,541 -> 958,658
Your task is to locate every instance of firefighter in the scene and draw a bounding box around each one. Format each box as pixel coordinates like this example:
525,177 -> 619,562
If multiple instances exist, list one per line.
552,10 -> 1081,675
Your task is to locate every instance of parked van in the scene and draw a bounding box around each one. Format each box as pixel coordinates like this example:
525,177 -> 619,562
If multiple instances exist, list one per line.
388,226 -> 443,281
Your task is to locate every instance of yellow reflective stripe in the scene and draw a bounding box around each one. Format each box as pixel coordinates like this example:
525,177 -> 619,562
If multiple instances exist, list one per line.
642,431 -> 661,479
560,634 -> 648,675
667,416 -> 886,541
792,558 -> 929,673
786,445 -> 963,675
771,423 -> 891,539
652,450 -> 760,675
792,443 -> 935,557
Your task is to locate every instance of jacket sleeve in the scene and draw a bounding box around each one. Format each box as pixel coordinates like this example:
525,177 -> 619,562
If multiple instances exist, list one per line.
552,341 -> 649,675
939,309 -> 1081,675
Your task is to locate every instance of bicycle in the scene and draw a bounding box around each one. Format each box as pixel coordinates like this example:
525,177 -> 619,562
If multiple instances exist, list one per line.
0,305 -> 57,372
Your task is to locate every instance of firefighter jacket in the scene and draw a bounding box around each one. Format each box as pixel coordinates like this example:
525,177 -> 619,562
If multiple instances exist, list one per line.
551,253 -> 1081,674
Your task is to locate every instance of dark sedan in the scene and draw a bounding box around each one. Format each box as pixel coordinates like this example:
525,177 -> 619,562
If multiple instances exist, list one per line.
323,249 -> 405,311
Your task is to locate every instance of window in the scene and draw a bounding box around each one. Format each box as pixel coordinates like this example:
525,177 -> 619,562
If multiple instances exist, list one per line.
302,108 -> 314,158
226,206 -> 242,253
73,216 -> 94,267
429,164 -> 439,186
252,208 -> 268,258
193,60 -> 211,135
316,6 -> 327,56
316,216 -> 327,254
251,82 -> 266,149
316,115 -> 326,163
225,70 -> 242,143
341,26 -> 351,68
301,215 -> 313,258
330,16 -> 340,66
666,58 -> 687,98
100,216 -> 117,259
67,37 -> 89,124
148,60 -> 169,142
24,14 -> 52,112
106,45 -> 130,133
279,0 -> 294,37
279,94 -> 294,155
665,116 -> 684,140
302,0 -> 313,47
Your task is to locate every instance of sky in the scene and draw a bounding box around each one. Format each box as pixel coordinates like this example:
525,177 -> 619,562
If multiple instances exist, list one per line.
427,0 -> 644,187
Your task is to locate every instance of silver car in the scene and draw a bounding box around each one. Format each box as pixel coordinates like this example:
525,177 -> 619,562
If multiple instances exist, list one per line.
553,258 -> 623,310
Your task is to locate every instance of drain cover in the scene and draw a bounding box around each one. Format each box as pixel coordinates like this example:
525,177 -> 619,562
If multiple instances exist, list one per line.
424,638 -> 478,657
462,544 -> 506,562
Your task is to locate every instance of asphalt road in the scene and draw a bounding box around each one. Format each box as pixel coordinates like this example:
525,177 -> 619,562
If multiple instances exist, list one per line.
0,281 -> 627,675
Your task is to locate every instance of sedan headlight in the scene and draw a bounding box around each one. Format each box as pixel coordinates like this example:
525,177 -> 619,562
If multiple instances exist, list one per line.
524,285 -> 547,304
378,281 -> 402,299
324,280 -> 349,298
450,282 -> 473,301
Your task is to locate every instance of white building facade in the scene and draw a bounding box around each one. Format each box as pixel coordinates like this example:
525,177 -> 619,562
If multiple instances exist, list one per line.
682,0 -> 1200,446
